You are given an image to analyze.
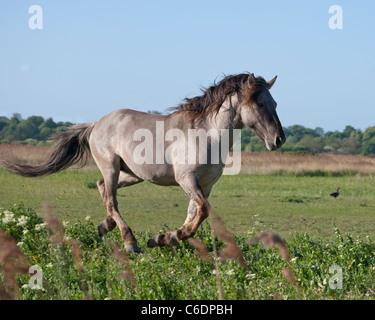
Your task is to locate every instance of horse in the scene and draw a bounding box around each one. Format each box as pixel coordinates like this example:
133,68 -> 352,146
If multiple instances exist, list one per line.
0,73 -> 285,252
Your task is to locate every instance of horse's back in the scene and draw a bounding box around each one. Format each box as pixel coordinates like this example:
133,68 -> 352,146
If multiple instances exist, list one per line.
89,108 -> 178,184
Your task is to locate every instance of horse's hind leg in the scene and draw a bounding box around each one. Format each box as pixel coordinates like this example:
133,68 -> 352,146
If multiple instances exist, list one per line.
97,178 -> 117,236
97,172 -> 143,237
148,175 -> 211,248
95,156 -> 141,252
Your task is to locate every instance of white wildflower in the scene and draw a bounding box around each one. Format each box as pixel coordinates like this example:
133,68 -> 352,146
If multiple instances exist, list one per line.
17,215 -> 29,227
23,229 -> 29,235
35,223 -> 47,231
246,273 -> 257,280
17,242 -> 24,246
46,263 -> 53,268
290,257 -> 298,263
2,211 -> 14,224
85,216 -> 91,221
226,269 -> 235,276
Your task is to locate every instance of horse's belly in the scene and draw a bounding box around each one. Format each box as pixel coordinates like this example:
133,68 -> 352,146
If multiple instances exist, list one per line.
126,163 -> 179,186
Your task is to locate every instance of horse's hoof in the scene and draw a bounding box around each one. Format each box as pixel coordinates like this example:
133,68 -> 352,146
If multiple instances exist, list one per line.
97,222 -> 108,237
124,243 -> 141,253
169,231 -> 179,247
147,235 -> 159,248
147,233 -> 179,248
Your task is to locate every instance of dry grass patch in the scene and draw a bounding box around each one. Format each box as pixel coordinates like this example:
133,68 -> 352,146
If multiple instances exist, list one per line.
241,152 -> 375,175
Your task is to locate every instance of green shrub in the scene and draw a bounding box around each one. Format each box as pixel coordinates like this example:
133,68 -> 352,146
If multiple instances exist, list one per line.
1,204 -> 375,300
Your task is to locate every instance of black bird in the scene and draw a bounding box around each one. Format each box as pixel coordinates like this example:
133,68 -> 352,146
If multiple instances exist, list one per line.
330,187 -> 340,199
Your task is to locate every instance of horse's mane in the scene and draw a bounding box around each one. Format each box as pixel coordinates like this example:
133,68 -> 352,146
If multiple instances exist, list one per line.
170,73 -> 268,122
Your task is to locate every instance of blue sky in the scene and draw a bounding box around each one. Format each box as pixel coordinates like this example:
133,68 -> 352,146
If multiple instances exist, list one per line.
0,1 -> 374,132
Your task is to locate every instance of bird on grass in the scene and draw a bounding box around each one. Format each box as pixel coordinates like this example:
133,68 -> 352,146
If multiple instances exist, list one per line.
330,187 -> 340,199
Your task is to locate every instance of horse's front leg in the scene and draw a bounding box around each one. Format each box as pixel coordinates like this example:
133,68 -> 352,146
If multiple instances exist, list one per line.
147,176 -> 211,248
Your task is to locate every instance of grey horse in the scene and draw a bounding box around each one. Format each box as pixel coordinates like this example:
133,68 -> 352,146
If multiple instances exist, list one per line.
0,73 -> 285,252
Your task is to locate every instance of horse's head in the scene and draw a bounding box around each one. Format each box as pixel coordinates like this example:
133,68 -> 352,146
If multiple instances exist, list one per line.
240,74 -> 285,151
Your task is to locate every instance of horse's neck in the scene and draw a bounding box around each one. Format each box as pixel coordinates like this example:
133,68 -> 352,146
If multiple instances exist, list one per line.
206,94 -> 243,131
198,95 -> 243,152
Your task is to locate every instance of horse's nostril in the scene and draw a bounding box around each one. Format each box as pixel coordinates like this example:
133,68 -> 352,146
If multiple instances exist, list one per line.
275,136 -> 284,147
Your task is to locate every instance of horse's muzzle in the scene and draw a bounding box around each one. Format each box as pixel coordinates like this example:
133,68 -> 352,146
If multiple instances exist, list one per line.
266,135 -> 286,151
275,135 -> 285,148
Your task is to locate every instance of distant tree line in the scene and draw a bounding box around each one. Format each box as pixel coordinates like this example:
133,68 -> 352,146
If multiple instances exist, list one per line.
1,113 -> 375,154
0,113 -> 73,145
241,124 -> 375,155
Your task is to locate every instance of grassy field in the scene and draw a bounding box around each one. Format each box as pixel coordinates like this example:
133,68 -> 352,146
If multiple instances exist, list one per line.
1,145 -> 375,300
1,201 -> 375,300
0,166 -> 374,242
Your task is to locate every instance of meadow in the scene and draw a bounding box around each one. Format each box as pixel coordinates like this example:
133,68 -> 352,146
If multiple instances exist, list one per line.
1,144 -> 375,300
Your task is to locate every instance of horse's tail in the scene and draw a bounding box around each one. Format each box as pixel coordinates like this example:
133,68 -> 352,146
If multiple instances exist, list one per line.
0,122 -> 96,177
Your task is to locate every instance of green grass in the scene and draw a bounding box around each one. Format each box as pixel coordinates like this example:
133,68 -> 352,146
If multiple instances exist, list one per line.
1,204 -> 375,300
1,167 -> 375,300
1,167 -> 374,242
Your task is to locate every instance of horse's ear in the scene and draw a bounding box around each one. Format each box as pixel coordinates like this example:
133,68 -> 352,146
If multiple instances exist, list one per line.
267,75 -> 277,89
247,73 -> 256,88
